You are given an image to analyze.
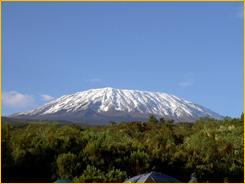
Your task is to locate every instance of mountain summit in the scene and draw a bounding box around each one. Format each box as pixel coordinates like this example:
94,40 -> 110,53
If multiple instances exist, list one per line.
11,87 -> 223,124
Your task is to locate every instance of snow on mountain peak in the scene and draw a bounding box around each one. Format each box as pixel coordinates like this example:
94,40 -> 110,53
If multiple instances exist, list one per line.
12,87 -> 223,124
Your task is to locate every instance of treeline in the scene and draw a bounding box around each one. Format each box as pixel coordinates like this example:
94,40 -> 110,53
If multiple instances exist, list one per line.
2,115 -> 244,182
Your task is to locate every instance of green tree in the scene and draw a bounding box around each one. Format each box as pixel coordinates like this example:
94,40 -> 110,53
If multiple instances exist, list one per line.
105,168 -> 127,182
167,119 -> 174,124
148,115 -> 158,124
73,165 -> 105,182
240,112 -> 244,121
130,150 -> 150,175
159,117 -> 166,124
2,117 -> 244,183
56,153 -> 78,179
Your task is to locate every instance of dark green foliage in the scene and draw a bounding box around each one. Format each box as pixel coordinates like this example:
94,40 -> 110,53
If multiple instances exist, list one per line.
73,165 -> 105,182
56,153 -> 79,179
159,117 -> 166,124
73,165 -> 127,182
2,116 -> 244,182
148,115 -> 158,124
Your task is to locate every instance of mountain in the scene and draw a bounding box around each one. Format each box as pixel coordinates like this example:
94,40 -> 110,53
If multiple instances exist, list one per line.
11,87 -> 223,124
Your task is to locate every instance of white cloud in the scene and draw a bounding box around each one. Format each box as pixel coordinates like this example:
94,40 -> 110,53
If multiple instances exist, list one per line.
178,72 -> 195,88
86,78 -> 102,83
178,81 -> 193,88
2,91 -> 34,108
41,94 -> 55,101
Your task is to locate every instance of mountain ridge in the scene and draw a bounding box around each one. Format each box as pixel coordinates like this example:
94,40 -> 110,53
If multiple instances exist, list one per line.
11,87 -> 223,124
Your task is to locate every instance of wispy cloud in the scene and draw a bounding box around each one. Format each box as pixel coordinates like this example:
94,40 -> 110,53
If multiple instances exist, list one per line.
178,72 -> 195,88
41,94 -> 55,101
178,81 -> 193,88
2,91 -> 34,108
86,78 -> 102,83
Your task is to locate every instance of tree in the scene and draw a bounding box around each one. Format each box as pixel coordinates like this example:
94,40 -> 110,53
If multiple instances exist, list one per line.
167,119 -> 174,124
240,113 -> 244,121
2,125 -> 14,182
105,168 -> 127,182
56,153 -> 78,179
130,150 -> 150,175
148,115 -> 158,124
3,117 -> 244,183
159,117 -> 166,124
73,165 -> 105,182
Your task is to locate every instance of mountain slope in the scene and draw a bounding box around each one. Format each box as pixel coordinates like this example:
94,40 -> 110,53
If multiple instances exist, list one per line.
11,87 -> 223,124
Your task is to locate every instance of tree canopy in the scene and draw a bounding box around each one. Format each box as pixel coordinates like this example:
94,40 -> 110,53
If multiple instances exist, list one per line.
2,115 -> 244,182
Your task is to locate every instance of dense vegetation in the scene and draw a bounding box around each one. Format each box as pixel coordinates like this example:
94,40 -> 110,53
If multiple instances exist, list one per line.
2,115 -> 244,182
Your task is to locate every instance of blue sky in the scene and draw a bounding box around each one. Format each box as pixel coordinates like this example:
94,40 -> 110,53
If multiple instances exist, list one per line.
2,2 -> 244,117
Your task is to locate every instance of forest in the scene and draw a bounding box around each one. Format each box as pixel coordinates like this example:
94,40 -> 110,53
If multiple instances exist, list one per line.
2,115 -> 244,183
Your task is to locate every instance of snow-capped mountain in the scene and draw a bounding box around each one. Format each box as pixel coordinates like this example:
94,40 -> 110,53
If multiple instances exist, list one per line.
11,87 -> 223,124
